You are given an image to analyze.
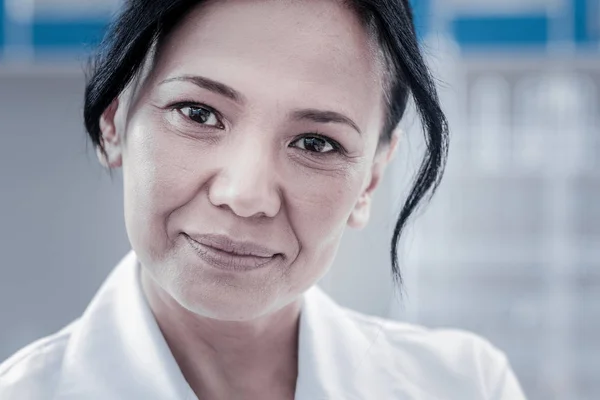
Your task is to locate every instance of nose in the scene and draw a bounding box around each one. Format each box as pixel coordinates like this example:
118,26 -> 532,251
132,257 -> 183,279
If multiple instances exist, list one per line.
208,137 -> 282,219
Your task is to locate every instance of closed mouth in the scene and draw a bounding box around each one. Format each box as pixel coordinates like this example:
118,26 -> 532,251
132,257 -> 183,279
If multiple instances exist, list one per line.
183,233 -> 279,271
183,233 -> 279,258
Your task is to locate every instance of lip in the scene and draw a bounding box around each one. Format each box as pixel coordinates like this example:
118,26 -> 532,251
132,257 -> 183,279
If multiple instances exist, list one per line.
185,233 -> 278,257
183,233 -> 279,272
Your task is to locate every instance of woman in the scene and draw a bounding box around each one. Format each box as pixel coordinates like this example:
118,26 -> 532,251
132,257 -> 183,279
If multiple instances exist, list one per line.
0,0 -> 526,399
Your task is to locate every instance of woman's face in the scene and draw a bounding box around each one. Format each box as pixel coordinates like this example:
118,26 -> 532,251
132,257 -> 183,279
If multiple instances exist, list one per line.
100,0 -> 398,321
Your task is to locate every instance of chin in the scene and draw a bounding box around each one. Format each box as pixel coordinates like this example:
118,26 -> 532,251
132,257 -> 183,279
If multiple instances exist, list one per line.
169,270 -> 282,321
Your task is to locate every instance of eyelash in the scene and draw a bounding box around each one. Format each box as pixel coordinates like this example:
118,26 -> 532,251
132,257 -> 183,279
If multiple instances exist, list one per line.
297,132 -> 344,155
170,101 -> 225,129
168,101 -> 346,156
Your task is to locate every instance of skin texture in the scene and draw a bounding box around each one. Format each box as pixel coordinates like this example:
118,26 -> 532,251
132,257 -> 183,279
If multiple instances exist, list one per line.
98,0 -> 399,398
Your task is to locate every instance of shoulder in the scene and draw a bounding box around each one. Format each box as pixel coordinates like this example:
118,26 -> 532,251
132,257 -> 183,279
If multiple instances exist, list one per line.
341,308 -> 524,398
0,321 -> 78,400
344,306 -> 502,354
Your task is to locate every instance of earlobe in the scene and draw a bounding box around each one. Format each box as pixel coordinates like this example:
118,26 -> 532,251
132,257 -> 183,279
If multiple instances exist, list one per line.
97,99 -> 123,169
347,194 -> 371,230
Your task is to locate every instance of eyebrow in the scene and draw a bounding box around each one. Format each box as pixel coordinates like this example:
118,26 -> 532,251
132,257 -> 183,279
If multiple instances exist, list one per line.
161,75 -> 246,105
160,75 -> 362,135
290,109 -> 361,135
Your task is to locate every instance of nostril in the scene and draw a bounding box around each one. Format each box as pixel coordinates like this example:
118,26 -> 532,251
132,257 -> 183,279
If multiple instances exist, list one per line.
207,170 -> 281,219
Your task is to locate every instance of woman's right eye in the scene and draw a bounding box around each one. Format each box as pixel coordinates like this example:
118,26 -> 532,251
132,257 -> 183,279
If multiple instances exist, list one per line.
175,104 -> 224,129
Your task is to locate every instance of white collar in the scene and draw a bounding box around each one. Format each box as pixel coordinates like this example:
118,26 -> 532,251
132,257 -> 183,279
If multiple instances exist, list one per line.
54,250 -> 400,400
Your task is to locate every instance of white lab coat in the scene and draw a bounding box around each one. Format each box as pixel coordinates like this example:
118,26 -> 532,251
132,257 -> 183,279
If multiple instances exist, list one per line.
0,250 -> 526,399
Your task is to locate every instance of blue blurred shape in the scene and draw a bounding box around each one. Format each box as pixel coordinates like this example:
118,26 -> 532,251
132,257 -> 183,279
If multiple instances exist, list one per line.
452,14 -> 549,49
573,0 -> 596,44
410,0 -> 431,40
0,0 -> 4,50
32,19 -> 108,54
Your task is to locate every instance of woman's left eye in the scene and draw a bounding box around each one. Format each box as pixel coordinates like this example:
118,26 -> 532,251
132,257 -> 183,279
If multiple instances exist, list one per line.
292,135 -> 340,154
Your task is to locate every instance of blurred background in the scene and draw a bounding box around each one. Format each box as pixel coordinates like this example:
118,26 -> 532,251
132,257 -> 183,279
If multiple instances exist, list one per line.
0,0 -> 598,398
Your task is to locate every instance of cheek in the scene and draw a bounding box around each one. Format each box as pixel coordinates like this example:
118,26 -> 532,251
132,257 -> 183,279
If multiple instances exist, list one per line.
293,159 -> 364,220
121,123 -> 210,259
292,183 -> 352,233
285,165 -> 365,272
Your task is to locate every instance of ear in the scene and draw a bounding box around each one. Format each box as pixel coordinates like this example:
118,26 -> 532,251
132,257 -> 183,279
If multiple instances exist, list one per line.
347,127 -> 401,229
96,99 -> 123,169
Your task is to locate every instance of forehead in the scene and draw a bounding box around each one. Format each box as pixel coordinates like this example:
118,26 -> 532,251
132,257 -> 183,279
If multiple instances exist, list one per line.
146,0 -> 385,130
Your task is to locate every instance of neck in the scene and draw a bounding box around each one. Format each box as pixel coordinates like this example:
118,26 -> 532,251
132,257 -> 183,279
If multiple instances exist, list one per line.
140,268 -> 301,400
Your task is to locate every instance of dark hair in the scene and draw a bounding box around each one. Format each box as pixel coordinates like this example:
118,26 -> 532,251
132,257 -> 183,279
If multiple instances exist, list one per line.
84,0 -> 449,290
